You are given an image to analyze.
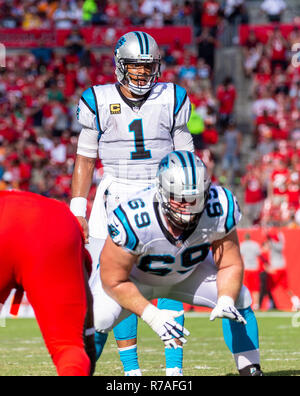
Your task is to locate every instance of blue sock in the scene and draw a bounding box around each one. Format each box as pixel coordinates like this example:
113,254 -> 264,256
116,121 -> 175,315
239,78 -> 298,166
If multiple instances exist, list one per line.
222,306 -> 259,354
164,346 -> 183,369
157,298 -> 184,369
113,314 -> 139,373
95,331 -> 108,361
118,345 -> 140,372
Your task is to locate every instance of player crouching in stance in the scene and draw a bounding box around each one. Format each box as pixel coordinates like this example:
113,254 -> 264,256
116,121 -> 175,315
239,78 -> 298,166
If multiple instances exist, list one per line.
96,151 -> 263,376
0,191 -> 95,376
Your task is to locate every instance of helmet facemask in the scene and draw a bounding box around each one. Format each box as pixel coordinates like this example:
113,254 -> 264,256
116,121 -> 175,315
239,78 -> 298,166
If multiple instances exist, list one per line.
156,151 -> 211,231
158,185 -> 211,230
117,59 -> 160,96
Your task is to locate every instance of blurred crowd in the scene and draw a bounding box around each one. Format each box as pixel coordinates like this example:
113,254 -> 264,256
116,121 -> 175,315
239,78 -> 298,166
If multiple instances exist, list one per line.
240,26 -> 300,228
0,14 -> 225,215
0,0 -> 300,228
0,0 -> 249,31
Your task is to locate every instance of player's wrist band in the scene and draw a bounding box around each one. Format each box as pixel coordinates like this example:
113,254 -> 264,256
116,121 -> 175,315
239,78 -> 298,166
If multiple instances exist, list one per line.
70,197 -> 87,218
217,295 -> 235,306
141,304 -> 158,326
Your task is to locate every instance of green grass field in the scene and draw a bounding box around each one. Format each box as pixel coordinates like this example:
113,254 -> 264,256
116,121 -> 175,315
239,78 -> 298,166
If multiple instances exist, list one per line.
0,312 -> 299,376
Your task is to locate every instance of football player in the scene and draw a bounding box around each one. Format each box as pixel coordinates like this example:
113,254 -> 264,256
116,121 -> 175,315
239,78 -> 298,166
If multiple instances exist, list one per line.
97,151 -> 263,376
71,31 -> 194,376
0,191 -> 95,376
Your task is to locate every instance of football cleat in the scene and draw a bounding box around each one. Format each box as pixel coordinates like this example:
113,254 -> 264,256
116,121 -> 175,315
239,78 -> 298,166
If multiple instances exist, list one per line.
239,364 -> 264,376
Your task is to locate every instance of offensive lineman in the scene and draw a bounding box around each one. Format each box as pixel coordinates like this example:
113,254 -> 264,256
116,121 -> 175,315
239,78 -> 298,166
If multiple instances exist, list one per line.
97,151 -> 263,376
0,191 -> 95,376
71,31 -> 194,375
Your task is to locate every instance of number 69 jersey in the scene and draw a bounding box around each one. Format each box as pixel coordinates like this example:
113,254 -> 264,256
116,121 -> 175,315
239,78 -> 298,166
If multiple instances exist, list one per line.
107,184 -> 242,286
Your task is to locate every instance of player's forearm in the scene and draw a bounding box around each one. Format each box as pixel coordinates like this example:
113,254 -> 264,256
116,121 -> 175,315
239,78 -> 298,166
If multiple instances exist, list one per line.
103,280 -> 149,317
216,263 -> 244,302
213,230 -> 244,302
71,154 -> 96,198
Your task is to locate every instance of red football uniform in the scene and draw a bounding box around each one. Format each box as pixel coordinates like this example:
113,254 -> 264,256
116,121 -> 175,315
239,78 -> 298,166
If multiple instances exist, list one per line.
0,191 -> 95,376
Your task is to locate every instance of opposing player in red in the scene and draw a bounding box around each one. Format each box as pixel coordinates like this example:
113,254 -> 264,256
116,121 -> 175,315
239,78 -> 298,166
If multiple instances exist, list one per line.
0,190 -> 95,376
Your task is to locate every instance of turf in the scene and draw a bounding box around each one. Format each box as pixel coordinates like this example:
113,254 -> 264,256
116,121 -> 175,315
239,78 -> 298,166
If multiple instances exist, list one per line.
0,313 -> 299,376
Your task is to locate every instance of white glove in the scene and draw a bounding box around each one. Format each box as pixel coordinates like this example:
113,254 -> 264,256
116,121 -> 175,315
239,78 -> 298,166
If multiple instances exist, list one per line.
141,304 -> 190,348
210,296 -> 247,324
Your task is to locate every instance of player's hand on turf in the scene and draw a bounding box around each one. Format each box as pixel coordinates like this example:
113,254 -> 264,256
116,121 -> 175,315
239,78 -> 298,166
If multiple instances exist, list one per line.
210,296 -> 247,324
77,216 -> 89,244
141,304 -> 190,348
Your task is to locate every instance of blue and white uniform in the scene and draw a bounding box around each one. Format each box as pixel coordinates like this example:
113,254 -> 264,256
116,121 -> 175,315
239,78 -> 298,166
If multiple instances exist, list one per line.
76,81 -> 193,284
94,184 -> 252,333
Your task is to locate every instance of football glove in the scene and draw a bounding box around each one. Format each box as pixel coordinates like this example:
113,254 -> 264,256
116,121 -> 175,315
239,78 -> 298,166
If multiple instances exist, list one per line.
141,304 -> 190,348
210,296 -> 247,324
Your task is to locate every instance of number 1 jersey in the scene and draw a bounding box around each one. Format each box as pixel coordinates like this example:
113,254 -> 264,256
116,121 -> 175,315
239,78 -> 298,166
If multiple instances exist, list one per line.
77,82 -> 192,180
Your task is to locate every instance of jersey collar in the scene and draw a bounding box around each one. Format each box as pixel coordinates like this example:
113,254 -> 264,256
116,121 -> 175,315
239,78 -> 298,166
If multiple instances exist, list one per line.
115,83 -> 151,111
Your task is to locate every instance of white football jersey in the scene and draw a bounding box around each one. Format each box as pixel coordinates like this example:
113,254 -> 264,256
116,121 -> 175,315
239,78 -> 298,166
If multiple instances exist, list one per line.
107,184 -> 242,286
77,82 -> 192,180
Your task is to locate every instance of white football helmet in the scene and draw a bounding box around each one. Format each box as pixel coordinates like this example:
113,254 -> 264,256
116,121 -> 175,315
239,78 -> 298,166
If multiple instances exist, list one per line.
156,151 -> 211,230
114,31 -> 161,96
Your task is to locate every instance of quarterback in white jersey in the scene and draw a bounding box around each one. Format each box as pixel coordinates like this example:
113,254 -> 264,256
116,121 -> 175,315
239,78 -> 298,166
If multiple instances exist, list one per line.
75,76 -> 193,239
70,31 -> 193,376
97,151 -> 263,376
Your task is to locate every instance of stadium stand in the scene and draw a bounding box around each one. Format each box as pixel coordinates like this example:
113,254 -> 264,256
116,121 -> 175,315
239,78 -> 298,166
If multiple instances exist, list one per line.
0,0 -> 299,224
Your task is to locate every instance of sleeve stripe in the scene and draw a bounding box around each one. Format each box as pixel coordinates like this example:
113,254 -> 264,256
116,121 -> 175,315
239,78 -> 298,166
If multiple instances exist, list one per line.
174,84 -> 188,116
91,87 -> 102,134
113,206 -> 139,251
222,187 -> 236,233
80,96 -> 96,115
81,87 -> 102,133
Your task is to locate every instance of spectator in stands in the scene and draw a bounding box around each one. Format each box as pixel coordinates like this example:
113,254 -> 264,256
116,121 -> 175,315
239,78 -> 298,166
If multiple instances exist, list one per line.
82,0 -> 98,25
220,119 -> 242,185
266,27 -> 288,72
199,0 -> 222,37
104,0 -> 120,26
144,6 -> 164,28
260,0 -> 286,23
178,53 -> 198,81
187,103 -> 205,155
216,76 -> 237,132
252,86 -> 278,118
242,31 -> 263,78
65,27 -> 85,57
196,58 -> 211,89
242,165 -> 265,225
195,26 -> 218,72
202,116 -> 219,147
0,3 -> 19,28
53,1 -> 75,29
224,0 -> 249,45
240,233 -> 262,310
